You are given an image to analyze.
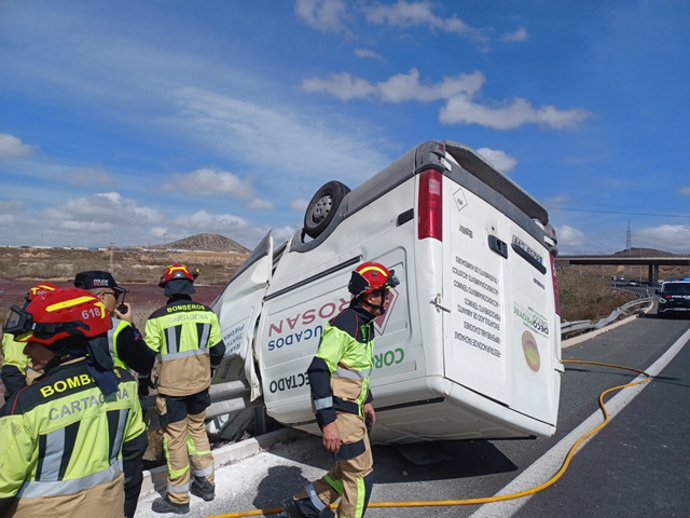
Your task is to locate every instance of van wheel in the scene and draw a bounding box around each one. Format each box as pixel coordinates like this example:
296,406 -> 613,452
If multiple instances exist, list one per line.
303,181 -> 350,238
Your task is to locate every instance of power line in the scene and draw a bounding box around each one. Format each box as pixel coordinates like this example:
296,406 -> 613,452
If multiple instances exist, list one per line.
546,207 -> 690,218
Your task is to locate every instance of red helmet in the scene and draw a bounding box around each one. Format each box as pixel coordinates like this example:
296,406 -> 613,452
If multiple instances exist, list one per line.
25,282 -> 60,303
158,263 -> 199,287
348,262 -> 400,297
3,288 -> 112,346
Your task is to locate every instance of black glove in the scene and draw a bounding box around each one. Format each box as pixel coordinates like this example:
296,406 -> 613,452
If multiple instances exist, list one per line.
365,413 -> 374,433
138,375 -> 153,398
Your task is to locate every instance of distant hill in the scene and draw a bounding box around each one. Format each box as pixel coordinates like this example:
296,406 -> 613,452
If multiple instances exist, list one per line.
612,247 -> 676,257
152,233 -> 249,253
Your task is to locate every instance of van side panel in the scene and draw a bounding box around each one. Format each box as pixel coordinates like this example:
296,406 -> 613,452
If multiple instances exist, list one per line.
258,183 -> 423,425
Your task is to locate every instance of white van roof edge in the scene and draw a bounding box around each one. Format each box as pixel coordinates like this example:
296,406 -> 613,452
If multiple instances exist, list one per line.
228,230 -> 272,283
290,140 -> 551,254
443,142 -> 549,224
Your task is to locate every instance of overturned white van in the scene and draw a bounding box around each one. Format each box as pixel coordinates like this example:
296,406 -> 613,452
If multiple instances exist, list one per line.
212,140 -> 562,444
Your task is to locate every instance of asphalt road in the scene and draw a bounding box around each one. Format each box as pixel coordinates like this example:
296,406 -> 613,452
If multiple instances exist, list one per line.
135,314 -> 690,518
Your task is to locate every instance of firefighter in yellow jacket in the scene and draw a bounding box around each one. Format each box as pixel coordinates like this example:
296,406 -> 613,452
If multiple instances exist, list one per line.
0,288 -> 148,518
1,282 -> 59,401
282,262 -> 399,518
145,263 -> 226,514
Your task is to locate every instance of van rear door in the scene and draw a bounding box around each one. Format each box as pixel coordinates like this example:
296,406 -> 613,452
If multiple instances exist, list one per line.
440,144 -> 558,426
442,173 -> 510,406
212,232 -> 275,401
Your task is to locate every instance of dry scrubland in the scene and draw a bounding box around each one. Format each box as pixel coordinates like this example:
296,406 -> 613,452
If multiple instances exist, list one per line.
1,247 -> 683,458
3,245 -> 684,329
2,245 -> 682,332
558,263 -> 688,322
3,246 -> 682,404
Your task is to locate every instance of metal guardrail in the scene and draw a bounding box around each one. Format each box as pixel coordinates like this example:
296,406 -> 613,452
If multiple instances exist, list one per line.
560,297 -> 654,338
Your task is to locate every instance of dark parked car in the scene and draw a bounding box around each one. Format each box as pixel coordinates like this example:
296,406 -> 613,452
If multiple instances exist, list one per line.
657,278 -> 690,317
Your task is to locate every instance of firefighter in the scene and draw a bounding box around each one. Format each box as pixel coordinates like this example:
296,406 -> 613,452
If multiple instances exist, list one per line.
282,262 -> 399,518
145,263 -> 226,514
74,271 -> 156,390
0,288 -> 148,518
1,282 -> 59,400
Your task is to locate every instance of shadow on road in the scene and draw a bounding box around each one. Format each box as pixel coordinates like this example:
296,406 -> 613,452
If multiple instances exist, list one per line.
252,439 -> 517,511
373,439 -> 517,484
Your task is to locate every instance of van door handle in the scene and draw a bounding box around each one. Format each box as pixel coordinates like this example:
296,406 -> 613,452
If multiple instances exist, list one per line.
431,294 -> 451,312
488,235 -> 508,259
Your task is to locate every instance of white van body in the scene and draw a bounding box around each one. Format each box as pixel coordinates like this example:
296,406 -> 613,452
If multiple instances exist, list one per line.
213,140 -> 562,444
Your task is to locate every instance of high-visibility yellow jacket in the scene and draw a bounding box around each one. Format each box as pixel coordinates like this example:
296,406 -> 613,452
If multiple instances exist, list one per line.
107,317 -> 156,375
1,333 -> 30,398
145,295 -> 225,397
0,358 -> 148,518
307,303 -> 376,429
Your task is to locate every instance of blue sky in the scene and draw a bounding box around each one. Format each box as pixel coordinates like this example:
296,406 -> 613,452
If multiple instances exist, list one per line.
1,0 -> 689,254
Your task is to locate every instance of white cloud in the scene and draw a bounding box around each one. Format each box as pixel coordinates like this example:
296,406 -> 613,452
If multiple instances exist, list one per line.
475,147 -> 517,173
68,167 -> 114,187
150,226 -> 174,240
59,220 -> 114,232
354,48 -> 384,61
501,27 -> 529,43
272,225 -> 298,244
290,198 -> 309,212
295,0 -> 350,34
303,69 -> 589,130
170,87 -> 391,185
364,1 -> 485,41
0,214 -> 15,225
0,134 -> 34,159
42,192 -> 164,232
163,168 -> 255,199
0,200 -> 25,213
557,225 -> 585,246
302,73 -> 377,101
440,96 -> 590,130
175,210 -> 249,231
679,186 -> 690,197
636,224 -> 690,254
302,69 -> 485,102
247,198 -> 274,210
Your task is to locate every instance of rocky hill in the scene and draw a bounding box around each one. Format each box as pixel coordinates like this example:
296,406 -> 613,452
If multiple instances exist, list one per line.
612,247 -> 676,257
152,233 -> 249,253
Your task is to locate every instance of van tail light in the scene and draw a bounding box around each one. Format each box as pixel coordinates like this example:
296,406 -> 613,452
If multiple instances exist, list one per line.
418,169 -> 443,241
549,252 -> 561,316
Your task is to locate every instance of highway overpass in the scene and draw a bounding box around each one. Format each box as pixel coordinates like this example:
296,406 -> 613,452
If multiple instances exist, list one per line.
555,255 -> 690,283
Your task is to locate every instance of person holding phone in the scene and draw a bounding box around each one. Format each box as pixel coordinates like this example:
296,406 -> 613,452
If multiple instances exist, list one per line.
74,271 -> 156,390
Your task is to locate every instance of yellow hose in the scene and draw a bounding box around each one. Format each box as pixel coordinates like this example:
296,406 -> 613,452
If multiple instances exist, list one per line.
209,360 -> 652,518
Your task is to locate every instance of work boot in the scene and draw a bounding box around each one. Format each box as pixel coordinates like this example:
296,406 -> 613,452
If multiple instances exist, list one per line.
190,476 -> 215,501
151,496 -> 190,515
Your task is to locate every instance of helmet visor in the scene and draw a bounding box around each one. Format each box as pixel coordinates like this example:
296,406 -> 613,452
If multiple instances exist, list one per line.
3,304 -> 33,336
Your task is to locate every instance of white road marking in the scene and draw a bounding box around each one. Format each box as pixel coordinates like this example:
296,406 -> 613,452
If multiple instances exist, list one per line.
468,328 -> 690,518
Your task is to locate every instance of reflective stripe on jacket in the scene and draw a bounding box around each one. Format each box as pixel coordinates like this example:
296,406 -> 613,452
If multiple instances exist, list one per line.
144,298 -> 223,397
108,317 -> 130,370
308,303 -> 376,426
0,359 -> 146,517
